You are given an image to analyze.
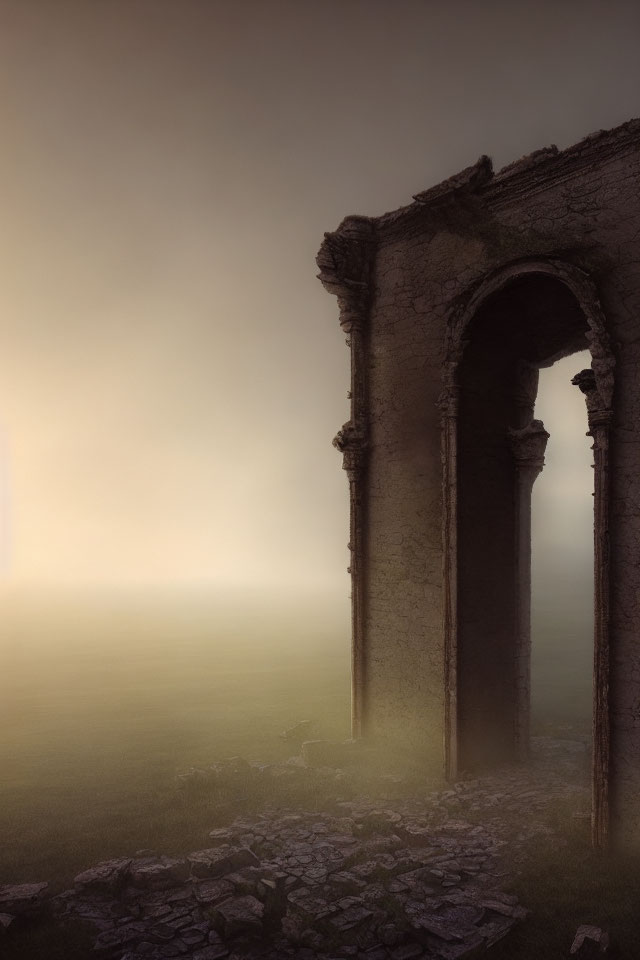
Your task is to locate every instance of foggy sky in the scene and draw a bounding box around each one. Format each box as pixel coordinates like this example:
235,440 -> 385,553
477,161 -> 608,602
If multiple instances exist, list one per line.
0,0 -> 638,591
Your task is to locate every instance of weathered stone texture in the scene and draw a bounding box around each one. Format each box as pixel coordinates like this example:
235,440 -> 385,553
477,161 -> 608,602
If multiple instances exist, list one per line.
318,118 -> 640,849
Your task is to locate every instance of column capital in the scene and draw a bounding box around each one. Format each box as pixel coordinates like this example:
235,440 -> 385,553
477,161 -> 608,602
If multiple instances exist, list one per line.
508,419 -> 550,475
572,367 -> 613,431
333,419 -> 368,478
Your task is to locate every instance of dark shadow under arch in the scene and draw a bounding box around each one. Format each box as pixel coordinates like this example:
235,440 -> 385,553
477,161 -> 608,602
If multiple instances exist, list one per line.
441,259 -> 614,848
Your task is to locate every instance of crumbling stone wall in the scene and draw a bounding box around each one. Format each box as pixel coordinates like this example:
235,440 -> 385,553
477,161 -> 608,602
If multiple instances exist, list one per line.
317,119 -> 640,851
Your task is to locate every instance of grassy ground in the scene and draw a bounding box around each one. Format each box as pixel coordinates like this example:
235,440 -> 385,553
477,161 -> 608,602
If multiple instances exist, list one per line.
0,589 -> 352,892
1,589 -> 636,958
488,797 -> 640,959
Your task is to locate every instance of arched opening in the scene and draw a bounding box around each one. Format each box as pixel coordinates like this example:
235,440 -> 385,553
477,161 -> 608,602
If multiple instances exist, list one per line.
441,259 -> 613,845
456,274 -> 591,771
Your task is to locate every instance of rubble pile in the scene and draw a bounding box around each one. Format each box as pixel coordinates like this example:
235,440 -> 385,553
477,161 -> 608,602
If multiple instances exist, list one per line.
0,737 -> 589,959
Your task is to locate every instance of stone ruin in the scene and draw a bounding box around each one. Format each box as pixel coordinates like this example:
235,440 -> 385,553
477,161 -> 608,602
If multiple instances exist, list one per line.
316,118 -> 640,852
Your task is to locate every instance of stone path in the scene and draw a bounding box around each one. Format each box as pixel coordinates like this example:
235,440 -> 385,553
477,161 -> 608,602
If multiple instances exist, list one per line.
1,737 -> 589,959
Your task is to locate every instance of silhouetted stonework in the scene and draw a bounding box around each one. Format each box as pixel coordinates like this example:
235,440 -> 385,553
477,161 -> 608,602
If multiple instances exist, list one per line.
317,119 -> 640,851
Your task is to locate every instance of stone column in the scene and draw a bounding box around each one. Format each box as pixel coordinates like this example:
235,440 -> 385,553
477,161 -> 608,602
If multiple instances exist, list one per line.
572,367 -> 613,849
508,419 -> 549,762
333,420 -> 368,739
439,378 -> 460,780
316,216 -> 376,740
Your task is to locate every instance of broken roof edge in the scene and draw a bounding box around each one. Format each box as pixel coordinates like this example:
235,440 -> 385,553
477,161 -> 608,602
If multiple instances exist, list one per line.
327,117 -> 640,237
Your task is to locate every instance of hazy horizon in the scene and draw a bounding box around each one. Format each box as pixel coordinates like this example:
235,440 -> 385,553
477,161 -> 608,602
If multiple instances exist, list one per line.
0,0 -> 638,601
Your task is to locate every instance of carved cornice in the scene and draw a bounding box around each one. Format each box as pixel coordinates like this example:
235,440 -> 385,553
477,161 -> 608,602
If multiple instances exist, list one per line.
316,216 -> 376,335
372,118 -> 640,238
412,155 -> 493,207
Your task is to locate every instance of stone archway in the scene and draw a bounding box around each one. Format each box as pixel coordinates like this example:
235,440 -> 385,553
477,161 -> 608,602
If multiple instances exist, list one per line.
318,121 -> 640,852
441,258 -> 614,847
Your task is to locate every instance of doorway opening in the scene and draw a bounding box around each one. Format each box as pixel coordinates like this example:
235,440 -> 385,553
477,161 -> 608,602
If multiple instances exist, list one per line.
455,273 -> 592,772
531,352 -> 593,762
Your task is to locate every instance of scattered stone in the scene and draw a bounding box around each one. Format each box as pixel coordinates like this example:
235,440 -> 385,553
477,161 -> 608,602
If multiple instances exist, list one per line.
211,894 -> 264,939
93,921 -> 148,952
194,879 -> 235,905
479,897 -> 528,918
0,882 -> 49,916
188,846 -> 259,879
129,857 -> 191,889
74,858 -> 132,893
280,720 -> 314,741
0,913 -> 14,934
9,737 -> 592,960
207,827 -> 237,844
570,924 -> 610,955
478,914 -> 517,948
326,900 -> 378,940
